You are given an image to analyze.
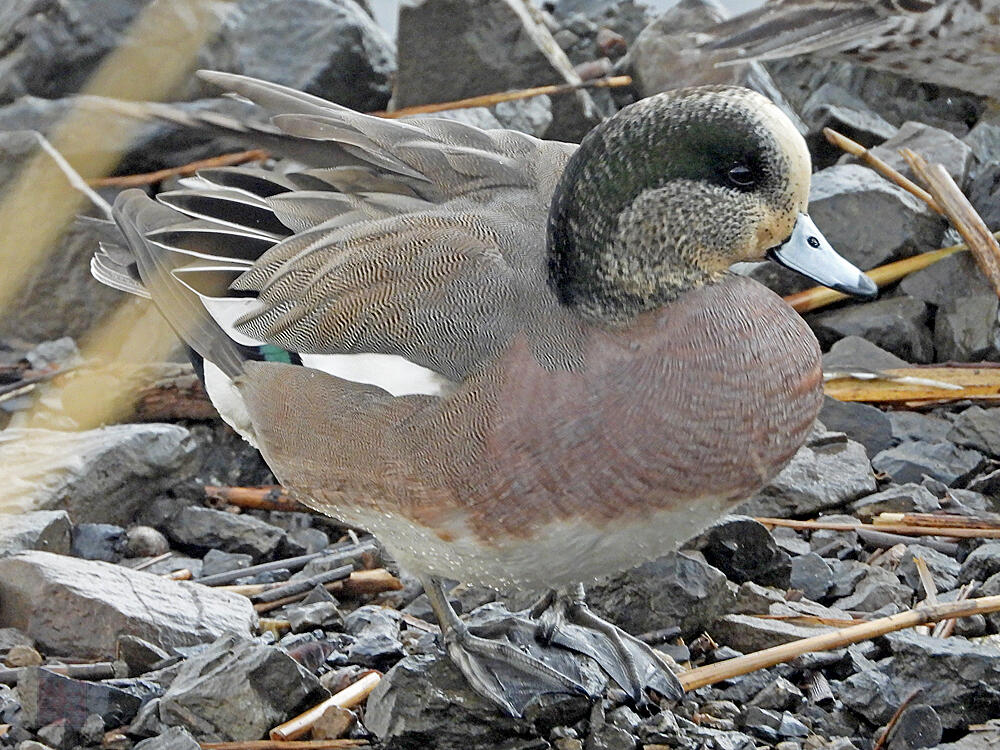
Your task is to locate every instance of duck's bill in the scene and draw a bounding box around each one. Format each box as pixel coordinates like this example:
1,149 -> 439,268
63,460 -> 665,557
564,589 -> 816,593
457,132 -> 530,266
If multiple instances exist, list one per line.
767,213 -> 878,299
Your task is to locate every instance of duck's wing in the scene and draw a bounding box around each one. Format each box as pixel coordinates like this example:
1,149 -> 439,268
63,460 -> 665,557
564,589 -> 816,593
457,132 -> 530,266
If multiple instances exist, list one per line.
704,0 -> 923,62
101,73 -> 578,384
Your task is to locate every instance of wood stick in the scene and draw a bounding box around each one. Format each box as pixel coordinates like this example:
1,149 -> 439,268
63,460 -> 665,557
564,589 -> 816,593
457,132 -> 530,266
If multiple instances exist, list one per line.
756,517 -> 1000,539
88,149 -> 270,188
825,366 -> 1000,405
875,512 -> 1000,530
375,76 -> 632,118
269,671 -> 381,741
902,148 -> 1000,298
252,569 -> 402,612
164,568 -> 192,581
913,557 -> 937,606
204,485 -> 309,513
198,541 -> 377,587
933,582 -> 974,638
857,528 -> 958,556
130,551 -> 174,571
134,376 -> 216,420
679,595 -> 1000,691
201,742 -> 366,750
0,662 -> 120,686
823,128 -> 941,213
252,564 -> 353,604
784,242 -> 972,314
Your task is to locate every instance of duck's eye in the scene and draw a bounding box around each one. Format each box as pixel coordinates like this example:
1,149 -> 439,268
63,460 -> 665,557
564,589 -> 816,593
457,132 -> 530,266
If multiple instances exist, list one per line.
727,164 -> 755,188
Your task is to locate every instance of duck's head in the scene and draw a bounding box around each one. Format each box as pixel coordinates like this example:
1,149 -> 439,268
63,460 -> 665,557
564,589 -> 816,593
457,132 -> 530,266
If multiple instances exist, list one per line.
547,86 -> 876,323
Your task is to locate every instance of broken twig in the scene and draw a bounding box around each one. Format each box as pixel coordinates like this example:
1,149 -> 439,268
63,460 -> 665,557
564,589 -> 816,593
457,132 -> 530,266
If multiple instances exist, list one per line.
88,149 -> 269,188
269,671 -> 381,741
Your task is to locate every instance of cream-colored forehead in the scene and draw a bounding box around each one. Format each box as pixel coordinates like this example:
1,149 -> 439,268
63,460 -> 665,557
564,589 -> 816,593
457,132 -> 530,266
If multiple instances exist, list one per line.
743,91 -> 812,210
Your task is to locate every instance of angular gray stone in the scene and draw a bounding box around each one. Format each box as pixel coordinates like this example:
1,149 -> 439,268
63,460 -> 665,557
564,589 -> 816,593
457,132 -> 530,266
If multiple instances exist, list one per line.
0,627 -> 34,658
589,551 -> 735,637
967,162 -> 1000,232
887,704 -> 942,750
818,397 -> 894,458
828,559 -> 869,598
70,524 -> 126,563
899,251 -> 994,308
948,406 -> 1000,457
934,293 -> 1000,362
286,601 -> 344,634
133,726 -> 201,750
0,426 -> 197,524
835,566 -> 911,613
808,164 -> 944,269
803,83 -> 896,165
872,442 -> 984,486
711,614 -> 834,653
740,436 -> 876,517
809,296 -> 934,363
17,668 -> 142,731
850,484 -> 941,520
200,549 -> 253,579
165,507 -> 285,561
0,511 -> 71,557
822,336 -> 909,371
190,0 -> 394,112
159,634 -> 327,741
959,542 -> 1000,585
699,517 -> 791,588
0,551 -> 256,659
790,552 -> 834,601
393,0 -> 601,141
887,411 -> 954,444
865,121 -> 973,187
898,544 -> 960,593
125,526 -> 170,559
343,606 -> 404,669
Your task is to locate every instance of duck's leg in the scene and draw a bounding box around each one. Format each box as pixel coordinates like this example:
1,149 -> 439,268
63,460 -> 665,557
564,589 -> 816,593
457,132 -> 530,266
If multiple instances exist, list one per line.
420,575 -> 593,717
533,583 -> 684,704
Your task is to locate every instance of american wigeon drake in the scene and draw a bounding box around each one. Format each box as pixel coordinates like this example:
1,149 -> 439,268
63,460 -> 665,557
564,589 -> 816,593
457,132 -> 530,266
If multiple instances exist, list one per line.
705,0 -> 1000,99
94,72 -> 876,716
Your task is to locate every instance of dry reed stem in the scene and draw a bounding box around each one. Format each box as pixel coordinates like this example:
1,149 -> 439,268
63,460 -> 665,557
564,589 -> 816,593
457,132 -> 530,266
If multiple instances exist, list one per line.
375,76 -> 632,118
204,485 -> 308,513
824,366 -> 1000,405
269,671 -> 381,741
902,148 -> 1000,298
823,128 -> 941,212
913,557 -> 937,606
679,595 -> 1000,691
874,512 -> 1000,529
757,516 -> 1000,539
201,742 -> 366,750
88,149 -> 269,188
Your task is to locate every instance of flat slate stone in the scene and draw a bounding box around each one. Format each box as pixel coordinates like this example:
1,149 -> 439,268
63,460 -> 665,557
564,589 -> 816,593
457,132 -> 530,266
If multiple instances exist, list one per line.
0,551 -> 256,659
0,511 -> 71,557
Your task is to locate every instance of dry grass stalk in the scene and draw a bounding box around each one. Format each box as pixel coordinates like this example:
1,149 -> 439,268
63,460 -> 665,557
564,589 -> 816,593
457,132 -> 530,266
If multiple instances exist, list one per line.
752,614 -> 857,627
200,742 -> 367,750
132,551 -> 173,571
0,724 -> 9,738
933,583 -> 974,638
204,485 -> 308,513
375,76 -> 632,118
757,516 -> 1000,539
678,594 -> 1000,691
163,568 -> 192,581
269,671 -> 381,741
913,556 -> 938,606
88,149 -> 270,188
823,128 -> 941,212
249,569 -> 402,612
875,512 -> 1000,529
902,148 -> 1000,298
824,366 -> 1000,405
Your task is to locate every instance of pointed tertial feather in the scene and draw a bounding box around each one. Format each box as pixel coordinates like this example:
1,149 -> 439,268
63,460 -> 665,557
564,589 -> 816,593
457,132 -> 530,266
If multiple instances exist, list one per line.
146,222 -> 275,265
192,166 -> 297,198
91,242 -> 150,298
157,190 -> 292,239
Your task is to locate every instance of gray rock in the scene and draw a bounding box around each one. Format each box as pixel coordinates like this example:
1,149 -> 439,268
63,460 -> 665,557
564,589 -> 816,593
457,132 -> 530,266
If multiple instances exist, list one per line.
393,0 -> 600,141
17,668 -> 141,731
888,411 -> 954,444
934,293 -> 1000,362
70,523 -> 126,563
844,630 -> 1000,729
948,407 -> 1000,457
284,528 -> 330,556
959,542 -> 1000,584
935,730 -> 1000,750
165,507 -> 285,561
699,517 -> 791,588
0,511 -> 71,557
740,436 -> 876,517
0,426 -> 197,524
835,566 -> 911,613
286,601 -> 344,634
159,634 -> 327,741
968,468 -> 1000,497
711,614 -> 834,653
827,559 -> 869,598
790,553 -> 834,601
809,296 -> 934,363
117,635 -> 171,676
200,549 -> 253,579
748,677 -> 803,712
133,726 -> 201,750
0,551 -> 256,659
343,606 -> 404,669
190,0 -> 394,112
36,719 -> 75,750
967,162 -> 1000,232
0,627 -> 34,658
864,121 -> 973,187
125,526 -> 170,558
589,551 -> 735,638
898,544 -> 960,594
808,164 -> 944,269
771,526 -> 811,557
851,484 -> 942,520
899,251 -> 994,308
818,397 -> 894,457
733,581 -> 785,615
492,95 -> 553,137
822,335 -> 909,370
872,442 -> 984,486
886,704 -> 942,750
802,83 -> 896,165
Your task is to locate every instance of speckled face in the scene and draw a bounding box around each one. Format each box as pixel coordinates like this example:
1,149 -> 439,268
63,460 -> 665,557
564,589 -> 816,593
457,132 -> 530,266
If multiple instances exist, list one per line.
548,86 -> 814,323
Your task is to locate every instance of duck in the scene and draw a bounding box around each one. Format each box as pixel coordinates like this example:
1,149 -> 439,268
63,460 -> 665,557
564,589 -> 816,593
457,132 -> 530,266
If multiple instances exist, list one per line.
92,71 -> 876,717
703,0 -> 1000,100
